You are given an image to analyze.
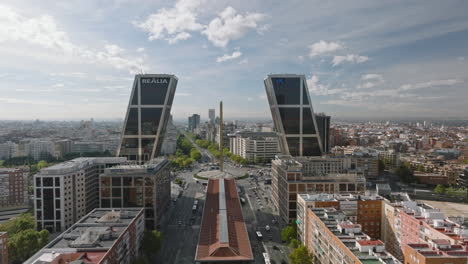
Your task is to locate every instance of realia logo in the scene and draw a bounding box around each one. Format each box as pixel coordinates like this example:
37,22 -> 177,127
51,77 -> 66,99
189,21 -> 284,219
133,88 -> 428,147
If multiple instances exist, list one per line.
276,78 -> 284,85
141,78 -> 168,84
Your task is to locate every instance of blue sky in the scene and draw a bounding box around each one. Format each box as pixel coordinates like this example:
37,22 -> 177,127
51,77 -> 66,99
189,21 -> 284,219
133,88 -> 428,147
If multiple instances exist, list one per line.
0,0 -> 467,121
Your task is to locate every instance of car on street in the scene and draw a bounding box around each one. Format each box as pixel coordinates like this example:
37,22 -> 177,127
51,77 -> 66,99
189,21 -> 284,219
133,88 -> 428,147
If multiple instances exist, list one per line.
265,225 -> 270,231
256,231 -> 263,239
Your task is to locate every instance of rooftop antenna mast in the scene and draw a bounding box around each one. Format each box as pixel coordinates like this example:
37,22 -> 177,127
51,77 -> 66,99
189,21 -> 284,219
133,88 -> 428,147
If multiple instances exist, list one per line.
219,101 -> 224,172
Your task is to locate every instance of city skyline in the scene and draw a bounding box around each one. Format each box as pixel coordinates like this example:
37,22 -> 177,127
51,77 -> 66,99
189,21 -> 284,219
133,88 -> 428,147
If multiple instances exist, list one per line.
0,0 -> 467,120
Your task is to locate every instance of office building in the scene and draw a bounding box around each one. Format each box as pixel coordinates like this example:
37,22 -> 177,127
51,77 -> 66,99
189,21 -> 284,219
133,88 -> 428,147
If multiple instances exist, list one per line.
0,168 -> 28,208
402,243 -> 468,264
0,141 -> 18,160
25,208 -> 144,264
195,178 -> 253,263
297,194 -> 384,244
315,113 -> 331,153
228,131 -> 280,162
264,74 -> 328,157
21,140 -> 55,160
305,207 -> 400,264
0,232 -> 7,264
117,74 -> 178,164
271,155 -> 366,223
188,114 -> 201,132
99,158 -> 171,229
34,157 -> 127,233
209,109 -> 215,123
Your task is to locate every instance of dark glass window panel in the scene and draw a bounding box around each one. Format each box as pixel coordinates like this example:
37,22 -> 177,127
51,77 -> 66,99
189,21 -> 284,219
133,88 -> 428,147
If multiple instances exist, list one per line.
315,115 -> 330,152
36,200 -> 42,209
56,211 -> 61,219
101,199 -> 110,208
37,189 -> 42,198
43,177 -> 53,187
145,209 -> 155,218
141,108 -> 162,135
43,189 -> 54,220
303,83 -> 309,105
54,177 -> 60,186
140,77 -> 170,105
112,177 -> 122,187
286,137 -> 300,156
272,77 -> 300,105
101,187 -> 110,197
35,178 -> 41,187
55,188 -> 60,197
303,108 -> 316,134
112,199 -> 122,208
56,222 -> 61,232
37,211 -> 42,220
279,108 -> 300,134
120,138 -> 139,156
123,177 -> 133,187
112,188 -> 121,197
55,200 -> 60,208
303,137 -> 321,156
100,177 -> 110,187
142,138 -> 155,160
131,87 -> 138,105
124,108 -> 139,135
123,188 -> 138,207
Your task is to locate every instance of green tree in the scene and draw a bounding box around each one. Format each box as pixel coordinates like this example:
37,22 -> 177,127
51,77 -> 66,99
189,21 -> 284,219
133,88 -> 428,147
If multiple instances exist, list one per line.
434,184 -> 446,194
190,149 -> 202,161
288,238 -> 301,249
281,224 -> 297,243
396,164 -> 415,183
36,160 -> 49,170
141,230 -> 162,261
7,228 -> 49,263
289,245 -> 314,264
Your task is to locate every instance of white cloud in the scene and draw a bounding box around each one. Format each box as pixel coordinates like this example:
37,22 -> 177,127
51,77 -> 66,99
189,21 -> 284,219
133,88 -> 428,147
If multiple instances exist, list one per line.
361,74 -> 382,81
308,40 -> 343,57
136,47 -> 145,52
332,54 -> 369,66
216,51 -> 242,62
202,6 -> 265,47
398,79 -> 462,91
307,75 -> 345,96
135,0 -> 203,43
0,4 -> 145,73
357,74 -> 384,89
238,58 -> 248,64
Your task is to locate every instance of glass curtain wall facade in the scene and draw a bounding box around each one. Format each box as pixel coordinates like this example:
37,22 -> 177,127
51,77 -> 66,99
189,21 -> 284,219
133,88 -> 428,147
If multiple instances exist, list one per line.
264,74 -> 324,156
117,74 -> 178,163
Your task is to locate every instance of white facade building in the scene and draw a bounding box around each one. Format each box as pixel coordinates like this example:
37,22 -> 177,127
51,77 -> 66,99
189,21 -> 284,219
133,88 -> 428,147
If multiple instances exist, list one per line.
228,131 -> 280,162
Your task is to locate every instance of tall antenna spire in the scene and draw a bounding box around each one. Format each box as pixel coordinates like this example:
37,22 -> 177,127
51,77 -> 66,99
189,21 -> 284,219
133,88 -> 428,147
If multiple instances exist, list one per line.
219,101 -> 224,172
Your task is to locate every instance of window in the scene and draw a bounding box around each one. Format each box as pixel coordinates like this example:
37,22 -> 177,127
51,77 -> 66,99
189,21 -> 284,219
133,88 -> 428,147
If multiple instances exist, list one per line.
124,108 -> 138,135
279,108 -> 300,134
302,108 -> 316,134
272,77 -> 300,105
141,108 -> 162,135
140,77 -> 170,105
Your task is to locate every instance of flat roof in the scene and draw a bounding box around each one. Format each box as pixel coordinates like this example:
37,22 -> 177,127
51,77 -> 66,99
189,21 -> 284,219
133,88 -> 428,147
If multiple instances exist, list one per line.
24,208 -> 144,264
195,178 -> 253,262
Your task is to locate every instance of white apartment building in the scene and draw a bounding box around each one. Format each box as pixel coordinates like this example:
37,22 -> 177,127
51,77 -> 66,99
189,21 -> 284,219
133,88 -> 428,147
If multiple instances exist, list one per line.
228,131 -> 279,162
0,141 -> 18,160
34,157 -> 127,233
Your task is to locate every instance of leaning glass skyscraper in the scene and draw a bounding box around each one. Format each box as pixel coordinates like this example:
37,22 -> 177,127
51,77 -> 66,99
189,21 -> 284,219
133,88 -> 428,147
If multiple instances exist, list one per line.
264,74 -> 327,156
117,74 -> 178,163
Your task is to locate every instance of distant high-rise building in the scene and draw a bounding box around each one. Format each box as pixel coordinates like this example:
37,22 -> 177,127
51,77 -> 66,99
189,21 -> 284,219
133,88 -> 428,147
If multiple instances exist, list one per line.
117,74 -> 178,164
0,141 -> 18,160
208,109 -> 215,123
188,114 -> 200,132
264,74 -> 328,157
315,113 -> 331,153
